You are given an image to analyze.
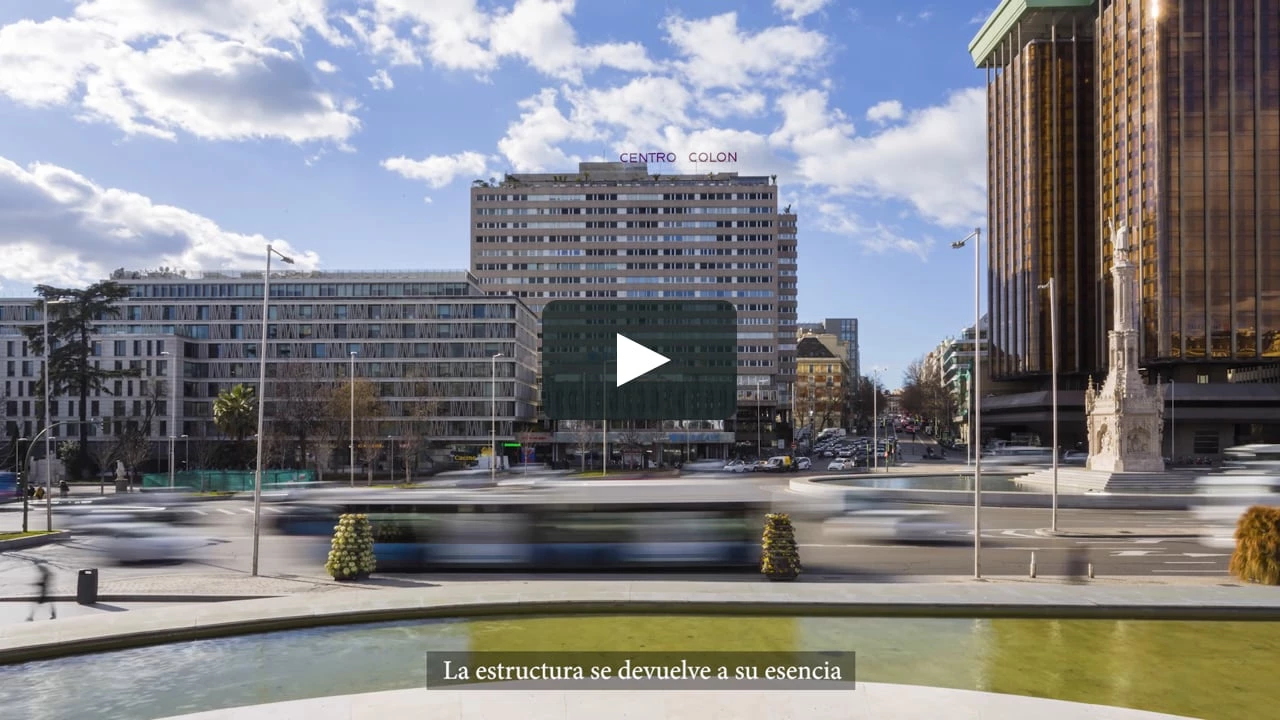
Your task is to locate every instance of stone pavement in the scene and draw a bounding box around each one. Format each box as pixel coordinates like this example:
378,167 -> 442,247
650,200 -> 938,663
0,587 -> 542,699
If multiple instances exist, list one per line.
0,568 -> 1254,604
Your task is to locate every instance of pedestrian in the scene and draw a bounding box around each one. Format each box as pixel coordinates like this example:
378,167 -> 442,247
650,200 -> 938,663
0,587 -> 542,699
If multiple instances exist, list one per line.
59,480 -> 70,498
1065,548 -> 1088,584
27,561 -> 56,621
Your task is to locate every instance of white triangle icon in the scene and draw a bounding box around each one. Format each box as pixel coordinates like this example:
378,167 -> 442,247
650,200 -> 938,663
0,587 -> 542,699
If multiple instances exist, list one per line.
616,334 -> 671,387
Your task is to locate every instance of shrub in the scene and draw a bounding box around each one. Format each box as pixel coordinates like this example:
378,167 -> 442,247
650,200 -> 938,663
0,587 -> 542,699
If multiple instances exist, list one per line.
761,513 -> 800,580
1229,506 -> 1280,585
325,513 -> 377,581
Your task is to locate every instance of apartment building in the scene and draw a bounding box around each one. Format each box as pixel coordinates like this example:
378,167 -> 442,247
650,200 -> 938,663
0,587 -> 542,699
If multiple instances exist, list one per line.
794,333 -> 851,438
470,161 -> 799,456
0,269 -> 539,469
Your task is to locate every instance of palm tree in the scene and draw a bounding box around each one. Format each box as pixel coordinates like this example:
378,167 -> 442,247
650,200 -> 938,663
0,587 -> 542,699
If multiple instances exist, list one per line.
214,384 -> 257,465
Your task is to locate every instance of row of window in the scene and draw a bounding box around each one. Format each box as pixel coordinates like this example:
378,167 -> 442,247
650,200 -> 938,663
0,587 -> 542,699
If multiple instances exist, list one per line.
473,234 -> 777,244
474,192 -> 775,202
123,282 -> 475,300
475,262 -> 774,271
476,220 -> 775,229
476,206 -> 774,216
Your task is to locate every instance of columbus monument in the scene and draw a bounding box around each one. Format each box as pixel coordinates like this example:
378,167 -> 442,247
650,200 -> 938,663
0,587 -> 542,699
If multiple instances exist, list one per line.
1085,223 -> 1166,473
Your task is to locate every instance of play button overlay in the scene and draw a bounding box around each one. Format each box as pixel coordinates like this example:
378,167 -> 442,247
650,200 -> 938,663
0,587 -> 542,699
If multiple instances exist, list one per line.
541,300 -> 738,421
616,333 -> 671,387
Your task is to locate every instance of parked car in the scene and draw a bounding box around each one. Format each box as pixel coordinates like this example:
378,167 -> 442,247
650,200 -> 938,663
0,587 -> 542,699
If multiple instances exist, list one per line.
827,458 -> 854,471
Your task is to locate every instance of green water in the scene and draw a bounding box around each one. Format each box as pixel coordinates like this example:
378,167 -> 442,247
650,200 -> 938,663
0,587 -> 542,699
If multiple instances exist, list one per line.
0,615 -> 1273,719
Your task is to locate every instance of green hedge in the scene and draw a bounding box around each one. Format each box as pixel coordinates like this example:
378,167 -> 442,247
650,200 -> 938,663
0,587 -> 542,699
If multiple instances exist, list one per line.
141,469 -> 316,491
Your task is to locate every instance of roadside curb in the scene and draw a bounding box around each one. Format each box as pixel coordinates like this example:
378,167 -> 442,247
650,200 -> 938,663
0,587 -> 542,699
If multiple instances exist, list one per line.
1034,528 -> 1205,539
0,594 -> 276,603
0,530 -> 72,551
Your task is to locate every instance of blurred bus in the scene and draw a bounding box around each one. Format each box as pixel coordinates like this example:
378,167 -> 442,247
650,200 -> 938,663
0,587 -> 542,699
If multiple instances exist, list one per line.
273,484 -> 767,571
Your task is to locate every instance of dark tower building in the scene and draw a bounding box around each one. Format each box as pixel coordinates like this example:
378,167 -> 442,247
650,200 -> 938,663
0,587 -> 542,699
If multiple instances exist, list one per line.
970,0 -> 1280,454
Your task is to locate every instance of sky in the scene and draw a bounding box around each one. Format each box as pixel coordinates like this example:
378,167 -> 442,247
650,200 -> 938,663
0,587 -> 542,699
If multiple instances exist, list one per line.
0,0 -> 998,389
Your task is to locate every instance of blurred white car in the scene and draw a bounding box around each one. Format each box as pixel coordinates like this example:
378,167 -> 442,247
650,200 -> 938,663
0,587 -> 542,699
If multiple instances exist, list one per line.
827,459 -> 854,471
722,460 -> 752,473
1193,476 -> 1280,549
823,509 -> 963,543
795,457 -> 812,471
96,523 -> 205,563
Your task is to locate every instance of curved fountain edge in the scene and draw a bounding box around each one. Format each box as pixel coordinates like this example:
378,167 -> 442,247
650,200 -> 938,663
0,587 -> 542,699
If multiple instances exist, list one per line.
154,683 -> 1199,720
3,581 -> 1280,665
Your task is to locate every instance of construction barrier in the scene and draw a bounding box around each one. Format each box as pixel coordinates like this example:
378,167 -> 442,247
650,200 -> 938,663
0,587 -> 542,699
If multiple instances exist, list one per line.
141,469 -> 316,492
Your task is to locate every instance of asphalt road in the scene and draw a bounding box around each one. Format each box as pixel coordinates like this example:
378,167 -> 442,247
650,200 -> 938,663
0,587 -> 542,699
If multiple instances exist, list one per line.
0,496 -> 1231,598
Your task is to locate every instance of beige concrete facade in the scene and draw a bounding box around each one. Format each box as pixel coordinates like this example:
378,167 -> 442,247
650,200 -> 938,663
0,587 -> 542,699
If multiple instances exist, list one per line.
469,162 -> 799,450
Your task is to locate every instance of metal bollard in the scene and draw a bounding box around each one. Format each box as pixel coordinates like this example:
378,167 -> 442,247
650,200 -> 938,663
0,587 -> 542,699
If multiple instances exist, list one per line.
1030,552 -> 1037,578
1088,563 -> 1095,579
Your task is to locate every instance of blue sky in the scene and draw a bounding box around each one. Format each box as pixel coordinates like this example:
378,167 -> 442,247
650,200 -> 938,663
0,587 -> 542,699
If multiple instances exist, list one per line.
0,0 -> 996,388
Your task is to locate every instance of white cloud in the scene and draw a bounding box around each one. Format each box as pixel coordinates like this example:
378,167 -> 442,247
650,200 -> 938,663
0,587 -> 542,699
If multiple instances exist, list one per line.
564,77 -> 694,147
369,68 -> 394,89
866,100 -> 903,124
489,0 -> 653,82
772,0 -> 832,22
663,12 -> 828,89
381,151 -> 491,188
815,203 -> 934,261
0,3 -> 361,144
788,88 -> 988,228
422,196 -> 433,204
350,0 -> 653,82
0,155 -> 319,290
700,91 -> 768,119
315,60 -> 338,73
496,88 -> 593,171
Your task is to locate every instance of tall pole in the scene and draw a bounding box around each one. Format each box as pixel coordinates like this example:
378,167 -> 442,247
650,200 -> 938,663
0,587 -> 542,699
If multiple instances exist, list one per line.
953,228 -> 983,578
872,372 -> 878,471
388,436 -> 394,484
491,353 -> 503,482
601,359 -> 607,476
182,434 -> 189,472
162,350 -> 176,489
756,380 -> 762,459
972,230 -> 984,578
1040,278 -> 1059,531
1170,379 -> 1176,464
253,244 -> 293,577
42,306 -> 53,530
18,437 -> 28,533
349,351 -> 357,486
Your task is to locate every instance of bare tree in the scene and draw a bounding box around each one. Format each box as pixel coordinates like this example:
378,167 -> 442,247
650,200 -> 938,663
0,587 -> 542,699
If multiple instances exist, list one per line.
270,363 -> 333,469
399,371 -> 444,483
327,379 -> 384,485
112,378 -> 164,490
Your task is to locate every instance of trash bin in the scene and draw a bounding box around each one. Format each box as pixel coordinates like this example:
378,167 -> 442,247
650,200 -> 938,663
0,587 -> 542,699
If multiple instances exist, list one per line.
76,568 -> 98,605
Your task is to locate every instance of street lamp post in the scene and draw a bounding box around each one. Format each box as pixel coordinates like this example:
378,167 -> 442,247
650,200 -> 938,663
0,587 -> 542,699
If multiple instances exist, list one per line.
387,436 -> 394,484
1039,277 -> 1060,532
756,380 -> 763,459
349,351 -> 357,487
871,370 -> 879,471
17,437 -> 28,532
42,298 -> 68,532
952,227 -> 983,579
491,353 -> 503,483
182,434 -> 189,472
1169,379 -> 1176,464
161,350 -> 177,488
252,243 -> 294,578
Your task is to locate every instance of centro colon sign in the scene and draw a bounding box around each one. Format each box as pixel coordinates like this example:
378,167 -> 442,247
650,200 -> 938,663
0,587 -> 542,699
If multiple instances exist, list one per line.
620,151 -> 738,164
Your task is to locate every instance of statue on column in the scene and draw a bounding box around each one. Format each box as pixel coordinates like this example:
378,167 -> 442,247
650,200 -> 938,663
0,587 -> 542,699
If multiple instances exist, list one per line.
1085,221 -> 1165,473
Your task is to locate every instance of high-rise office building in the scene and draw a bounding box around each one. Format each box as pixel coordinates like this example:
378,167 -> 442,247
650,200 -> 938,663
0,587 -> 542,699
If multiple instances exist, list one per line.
1,270 -> 539,470
824,318 -> 861,382
470,162 -> 799,455
970,0 -> 1280,452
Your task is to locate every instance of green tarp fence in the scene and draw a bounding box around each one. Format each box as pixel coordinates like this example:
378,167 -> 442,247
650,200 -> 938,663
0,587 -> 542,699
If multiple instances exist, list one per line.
141,469 -> 316,491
